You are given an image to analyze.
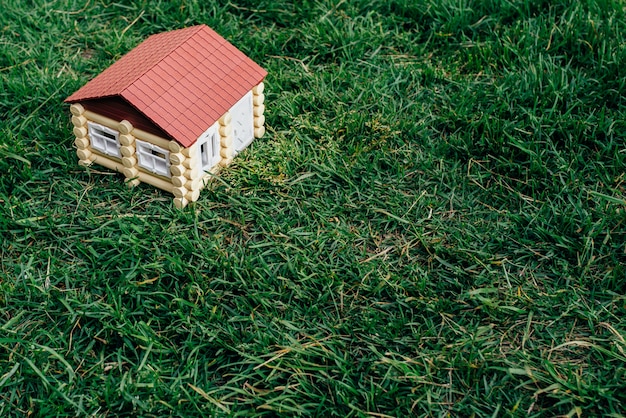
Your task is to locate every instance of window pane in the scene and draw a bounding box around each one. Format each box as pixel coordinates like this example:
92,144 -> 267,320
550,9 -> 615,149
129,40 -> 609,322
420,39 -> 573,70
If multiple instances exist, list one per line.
201,143 -> 208,167
151,149 -> 166,159
92,135 -> 104,149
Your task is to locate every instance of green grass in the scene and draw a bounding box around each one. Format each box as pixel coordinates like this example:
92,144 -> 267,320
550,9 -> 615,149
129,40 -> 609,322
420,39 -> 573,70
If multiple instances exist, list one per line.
1,0 -> 625,416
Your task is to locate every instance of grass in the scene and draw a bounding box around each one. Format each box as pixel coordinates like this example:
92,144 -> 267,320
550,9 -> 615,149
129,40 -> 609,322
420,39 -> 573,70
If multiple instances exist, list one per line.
1,0 -> 625,416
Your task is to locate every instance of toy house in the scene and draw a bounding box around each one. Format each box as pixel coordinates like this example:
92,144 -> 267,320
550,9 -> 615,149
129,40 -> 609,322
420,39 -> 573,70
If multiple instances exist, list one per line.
65,25 -> 267,208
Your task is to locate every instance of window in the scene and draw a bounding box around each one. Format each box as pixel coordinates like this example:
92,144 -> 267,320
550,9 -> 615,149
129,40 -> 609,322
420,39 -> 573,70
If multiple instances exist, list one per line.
88,122 -> 121,157
198,130 -> 221,171
135,139 -> 171,177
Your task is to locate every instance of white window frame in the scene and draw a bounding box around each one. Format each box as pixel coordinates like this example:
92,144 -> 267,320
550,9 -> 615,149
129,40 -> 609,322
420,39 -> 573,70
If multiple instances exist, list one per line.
87,122 -> 121,157
135,139 -> 171,177
198,128 -> 221,172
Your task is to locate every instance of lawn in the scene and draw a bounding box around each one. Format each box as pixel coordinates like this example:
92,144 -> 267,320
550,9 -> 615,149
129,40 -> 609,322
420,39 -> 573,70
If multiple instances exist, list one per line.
1,0 -> 625,416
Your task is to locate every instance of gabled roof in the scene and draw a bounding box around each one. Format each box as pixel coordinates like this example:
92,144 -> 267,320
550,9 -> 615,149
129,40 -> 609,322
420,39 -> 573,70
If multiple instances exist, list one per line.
65,25 -> 267,147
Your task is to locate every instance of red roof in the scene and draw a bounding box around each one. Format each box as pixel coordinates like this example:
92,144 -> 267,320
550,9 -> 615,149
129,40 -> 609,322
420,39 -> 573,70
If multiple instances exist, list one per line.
65,25 -> 267,147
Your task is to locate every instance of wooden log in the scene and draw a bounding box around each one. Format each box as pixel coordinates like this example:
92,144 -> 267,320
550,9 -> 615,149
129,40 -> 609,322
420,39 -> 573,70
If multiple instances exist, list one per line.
122,156 -> 137,168
74,137 -> 90,149
169,152 -> 185,165
170,165 -> 186,177
118,120 -> 133,135
252,82 -> 265,95
219,157 -> 233,167
171,176 -> 187,188
254,126 -> 266,138
138,167 -> 172,180
76,148 -> 92,160
90,149 -> 122,162
220,135 -> 232,148
174,197 -> 189,209
132,128 -> 171,149
126,178 -> 141,187
254,115 -> 265,128
220,147 -> 232,159
183,157 -> 198,169
186,177 -> 203,191
184,167 -> 200,180
91,155 -> 125,173
219,125 -> 233,136
219,112 -> 232,126
136,171 -> 174,193
70,103 -> 85,116
253,104 -> 265,117
122,166 -> 139,178
73,126 -> 88,138
71,115 -> 87,127
186,189 -> 200,202
83,111 -> 118,130
182,143 -> 199,158
169,141 -> 183,153
119,134 -> 134,146
253,93 -> 265,106
172,186 -> 187,198
120,145 -> 135,158
78,159 -> 93,167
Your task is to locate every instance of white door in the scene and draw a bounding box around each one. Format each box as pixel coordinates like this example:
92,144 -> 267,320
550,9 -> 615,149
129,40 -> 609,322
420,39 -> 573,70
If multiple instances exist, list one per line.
230,91 -> 254,154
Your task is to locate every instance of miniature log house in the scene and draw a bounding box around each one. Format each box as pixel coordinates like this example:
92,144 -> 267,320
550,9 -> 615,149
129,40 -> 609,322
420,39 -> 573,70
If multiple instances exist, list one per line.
65,25 -> 267,208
